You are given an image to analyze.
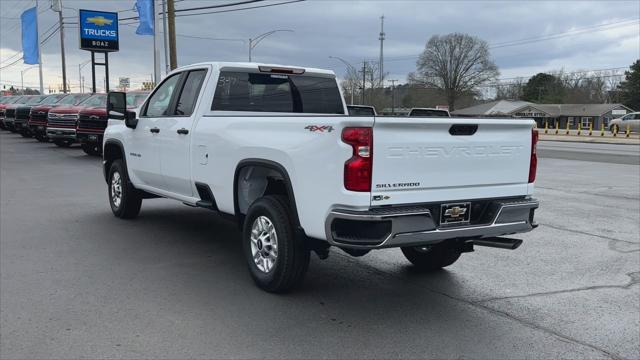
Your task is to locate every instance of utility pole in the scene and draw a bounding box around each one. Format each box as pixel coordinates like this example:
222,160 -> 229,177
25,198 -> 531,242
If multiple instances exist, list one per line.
379,15 -> 385,86
167,0 -> 177,70
162,0 -> 170,74
361,61 -> 367,104
153,0 -> 161,83
52,0 -> 67,93
389,79 -> 398,115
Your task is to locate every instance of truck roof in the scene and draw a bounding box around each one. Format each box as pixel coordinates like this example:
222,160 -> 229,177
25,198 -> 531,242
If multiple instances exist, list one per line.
175,62 -> 336,77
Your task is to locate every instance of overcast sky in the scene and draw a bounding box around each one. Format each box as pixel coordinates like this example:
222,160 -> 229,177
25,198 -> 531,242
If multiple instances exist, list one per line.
0,0 -> 638,92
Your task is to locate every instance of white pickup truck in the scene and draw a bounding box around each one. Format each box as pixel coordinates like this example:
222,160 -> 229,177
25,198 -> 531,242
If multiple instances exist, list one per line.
104,62 -> 539,292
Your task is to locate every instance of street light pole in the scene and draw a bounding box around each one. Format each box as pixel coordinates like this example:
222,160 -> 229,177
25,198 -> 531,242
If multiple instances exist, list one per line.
248,29 -> 293,62
329,56 -> 358,105
78,60 -> 90,93
21,66 -> 38,92
389,79 -> 398,115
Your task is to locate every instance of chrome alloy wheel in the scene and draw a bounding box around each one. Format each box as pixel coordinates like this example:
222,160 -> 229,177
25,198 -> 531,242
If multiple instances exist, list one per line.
250,216 -> 278,273
111,171 -> 122,208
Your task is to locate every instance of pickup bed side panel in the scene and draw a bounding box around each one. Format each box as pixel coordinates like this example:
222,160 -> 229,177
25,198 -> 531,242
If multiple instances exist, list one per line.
190,114 -> 374,240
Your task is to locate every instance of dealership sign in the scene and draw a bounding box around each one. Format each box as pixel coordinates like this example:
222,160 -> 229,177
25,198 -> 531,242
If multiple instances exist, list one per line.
79,9 -> 119,52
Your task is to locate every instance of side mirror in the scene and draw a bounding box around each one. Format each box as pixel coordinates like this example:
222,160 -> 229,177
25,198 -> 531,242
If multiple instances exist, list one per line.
107,91 -> 127,120
124,110 -> 138,129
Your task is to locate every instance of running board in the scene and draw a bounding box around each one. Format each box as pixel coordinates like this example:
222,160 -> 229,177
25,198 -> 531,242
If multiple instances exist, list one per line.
470,237 -> 523,250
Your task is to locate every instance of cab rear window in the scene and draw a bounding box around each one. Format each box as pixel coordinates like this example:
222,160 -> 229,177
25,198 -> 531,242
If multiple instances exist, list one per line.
409,109 -> 450,117
212,71 -> 344,114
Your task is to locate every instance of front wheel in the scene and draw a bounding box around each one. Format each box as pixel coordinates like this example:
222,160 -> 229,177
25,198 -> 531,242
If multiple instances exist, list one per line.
34,134 -> 48,142
108,159 -> 142,219
54,139 -> 73,147
401,243 -> 462,271
81,143 -> 101,156
242,195 -> 310,293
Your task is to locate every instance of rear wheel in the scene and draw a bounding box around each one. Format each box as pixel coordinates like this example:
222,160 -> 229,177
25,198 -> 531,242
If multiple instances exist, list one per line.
81,143 -> 101,156
401,243 -> 462,271
108,159 -> 142,219
35,134 -> 48,142
53,139 -> 73,147
242,195 -> 310,292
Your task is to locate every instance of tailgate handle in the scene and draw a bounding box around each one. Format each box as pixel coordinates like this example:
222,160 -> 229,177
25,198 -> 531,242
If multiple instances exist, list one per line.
449,124 -> 477,136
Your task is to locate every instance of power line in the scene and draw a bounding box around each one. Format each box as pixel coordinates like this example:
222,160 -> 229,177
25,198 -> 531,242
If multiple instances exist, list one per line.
0,25 -> 60,71
120,23 -> 244,43
120,0 -> 265,21
377,18 -> 639,63
174,0 -> 304,18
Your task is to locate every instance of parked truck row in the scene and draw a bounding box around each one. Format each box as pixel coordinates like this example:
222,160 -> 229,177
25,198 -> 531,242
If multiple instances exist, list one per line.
0,91 -> 148,155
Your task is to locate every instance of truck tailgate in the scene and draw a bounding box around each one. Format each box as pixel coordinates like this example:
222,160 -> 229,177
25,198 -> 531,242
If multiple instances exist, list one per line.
371,117 -> 535,206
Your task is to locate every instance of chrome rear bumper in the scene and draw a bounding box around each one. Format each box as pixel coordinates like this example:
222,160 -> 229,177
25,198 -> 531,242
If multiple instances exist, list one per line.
325,198 -> 538,249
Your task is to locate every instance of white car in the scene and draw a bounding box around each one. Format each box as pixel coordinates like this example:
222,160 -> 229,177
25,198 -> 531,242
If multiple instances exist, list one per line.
609,112 -> 639,133
103,62 -> 539,292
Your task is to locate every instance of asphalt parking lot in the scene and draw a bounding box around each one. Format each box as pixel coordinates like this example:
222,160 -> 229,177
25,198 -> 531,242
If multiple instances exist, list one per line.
1,132 -> 639,359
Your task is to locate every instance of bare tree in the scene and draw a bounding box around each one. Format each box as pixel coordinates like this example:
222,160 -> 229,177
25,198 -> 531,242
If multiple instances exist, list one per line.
495,78 -> 525,100
409,33 -> 499,110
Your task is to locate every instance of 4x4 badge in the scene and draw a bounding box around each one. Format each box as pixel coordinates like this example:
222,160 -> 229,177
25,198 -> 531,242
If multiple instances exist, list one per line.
305,125 -> 333,133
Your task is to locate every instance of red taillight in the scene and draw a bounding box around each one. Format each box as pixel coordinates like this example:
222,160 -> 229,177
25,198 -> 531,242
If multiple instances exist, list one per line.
529,128 -> 538,183
342,127 -> 373,192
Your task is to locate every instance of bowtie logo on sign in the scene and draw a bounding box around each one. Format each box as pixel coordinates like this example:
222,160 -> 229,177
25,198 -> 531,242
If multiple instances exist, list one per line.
86,16 -> 113,26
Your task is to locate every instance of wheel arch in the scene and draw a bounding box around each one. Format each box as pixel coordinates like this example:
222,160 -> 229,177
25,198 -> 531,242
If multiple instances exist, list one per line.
233,159 -> 301,228
103,139 -> 126,183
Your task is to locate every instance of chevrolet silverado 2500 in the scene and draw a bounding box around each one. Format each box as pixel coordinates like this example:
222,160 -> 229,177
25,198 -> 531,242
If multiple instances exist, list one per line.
104,62 -> 539,292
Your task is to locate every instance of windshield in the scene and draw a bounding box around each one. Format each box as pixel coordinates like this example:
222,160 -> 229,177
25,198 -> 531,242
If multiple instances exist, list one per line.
127,93 -> 149,107
59,94 -> 91,105
409,109 -> 450,117
79,94 -> 107,108
41,94 -> 67,105
25,96 -> 46,105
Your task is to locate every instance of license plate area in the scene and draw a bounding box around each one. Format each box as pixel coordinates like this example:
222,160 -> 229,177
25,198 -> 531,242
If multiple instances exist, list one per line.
440,202 -> 471,225
88,135 -> 98,141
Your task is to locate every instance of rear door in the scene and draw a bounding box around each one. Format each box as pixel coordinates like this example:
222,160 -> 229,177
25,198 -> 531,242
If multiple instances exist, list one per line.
156,68 -> 208,197
371,117 -> 535,206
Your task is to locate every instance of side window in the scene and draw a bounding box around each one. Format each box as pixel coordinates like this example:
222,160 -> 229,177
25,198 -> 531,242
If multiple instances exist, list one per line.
175,70 -> 207,116
144,73 -> 181,117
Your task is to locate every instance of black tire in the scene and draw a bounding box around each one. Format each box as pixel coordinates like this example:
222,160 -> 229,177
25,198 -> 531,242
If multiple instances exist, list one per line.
35,134 -> 48,142
108,159 -> 142,219
401,243 -> 462,271
81,143 -> 101,156
54,139 -> 73,147
20,130 -> 32,138
242,195 -> 310,293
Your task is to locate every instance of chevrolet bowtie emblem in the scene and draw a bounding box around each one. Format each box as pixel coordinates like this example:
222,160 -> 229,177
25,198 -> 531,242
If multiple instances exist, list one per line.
444,206 -> 466,218
86,16 -> 113,26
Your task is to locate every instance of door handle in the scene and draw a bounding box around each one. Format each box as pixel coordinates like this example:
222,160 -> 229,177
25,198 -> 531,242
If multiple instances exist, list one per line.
150,127 -> 160,133
177,128 -> 189,135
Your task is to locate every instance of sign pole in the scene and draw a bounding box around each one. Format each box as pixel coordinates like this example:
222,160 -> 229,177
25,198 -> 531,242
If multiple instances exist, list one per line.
91,51 -> 96,93
104,52 -> 109,92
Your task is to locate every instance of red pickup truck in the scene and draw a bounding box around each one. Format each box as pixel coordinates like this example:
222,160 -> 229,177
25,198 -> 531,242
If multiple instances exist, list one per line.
29,93 -> 91,142
77,91 -> 148,155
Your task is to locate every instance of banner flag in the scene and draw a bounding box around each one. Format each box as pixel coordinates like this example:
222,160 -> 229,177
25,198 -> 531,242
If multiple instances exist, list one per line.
135,0 -> 155,35
21,7 -> 39,64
